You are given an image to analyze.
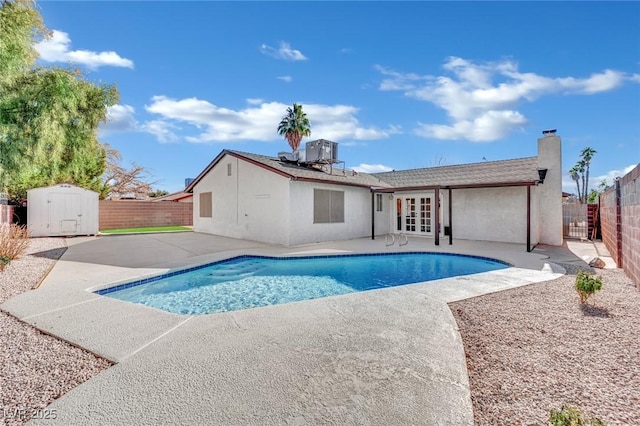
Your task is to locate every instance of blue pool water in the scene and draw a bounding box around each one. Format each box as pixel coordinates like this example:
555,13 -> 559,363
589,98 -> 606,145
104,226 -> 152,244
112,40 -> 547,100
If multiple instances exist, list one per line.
96,253 -> 508,315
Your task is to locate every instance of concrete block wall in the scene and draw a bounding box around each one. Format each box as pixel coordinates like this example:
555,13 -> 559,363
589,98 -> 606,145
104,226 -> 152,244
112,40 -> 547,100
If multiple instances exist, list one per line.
99,201 -> 193,230
600,164 -> 640,289
620,165 -> 640,288
600,188 -> 619,264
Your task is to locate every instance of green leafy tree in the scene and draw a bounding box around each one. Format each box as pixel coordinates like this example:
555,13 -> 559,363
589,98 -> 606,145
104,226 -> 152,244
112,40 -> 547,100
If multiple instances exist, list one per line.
0,0 -> 47,86
587,179 -> 608,204
0,0 -> 118,201
277,103 -> 311,152
148,189 -> 169,198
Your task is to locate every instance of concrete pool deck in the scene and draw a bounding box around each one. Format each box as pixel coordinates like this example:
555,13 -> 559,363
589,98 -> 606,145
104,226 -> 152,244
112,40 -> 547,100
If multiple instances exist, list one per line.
2,233 -> 590,425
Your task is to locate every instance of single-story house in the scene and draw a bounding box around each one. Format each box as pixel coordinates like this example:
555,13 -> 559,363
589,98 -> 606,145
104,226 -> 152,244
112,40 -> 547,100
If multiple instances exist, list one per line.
151,191 -> 193,203
185,132 -> 562,250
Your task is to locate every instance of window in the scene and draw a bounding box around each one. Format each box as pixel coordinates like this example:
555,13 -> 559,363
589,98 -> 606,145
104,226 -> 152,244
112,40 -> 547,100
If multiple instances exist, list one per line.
227,163 -> 232,176
313,189 -> 344,223
376,193 -> 383,212
199,192 -> 212,218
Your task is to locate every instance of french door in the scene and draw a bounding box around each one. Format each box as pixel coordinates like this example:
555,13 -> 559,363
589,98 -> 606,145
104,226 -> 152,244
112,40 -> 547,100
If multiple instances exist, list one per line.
396,196 -> 432,235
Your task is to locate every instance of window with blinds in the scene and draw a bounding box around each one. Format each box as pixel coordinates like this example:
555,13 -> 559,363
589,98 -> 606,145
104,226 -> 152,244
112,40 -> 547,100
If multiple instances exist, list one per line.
313,189 -> 344,223
199,192 -> 212,218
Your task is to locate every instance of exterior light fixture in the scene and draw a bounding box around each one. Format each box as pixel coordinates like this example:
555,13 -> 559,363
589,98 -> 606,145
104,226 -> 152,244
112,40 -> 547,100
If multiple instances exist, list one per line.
537,168 -> 548,184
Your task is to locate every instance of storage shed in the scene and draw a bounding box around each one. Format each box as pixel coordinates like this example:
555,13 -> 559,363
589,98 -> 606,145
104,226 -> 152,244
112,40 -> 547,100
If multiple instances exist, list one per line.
27,184 -> 99,237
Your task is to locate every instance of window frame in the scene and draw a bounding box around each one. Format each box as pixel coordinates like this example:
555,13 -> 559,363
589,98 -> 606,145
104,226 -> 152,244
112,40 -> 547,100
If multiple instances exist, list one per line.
199,192 -> 212,218
313,189 -> 345,224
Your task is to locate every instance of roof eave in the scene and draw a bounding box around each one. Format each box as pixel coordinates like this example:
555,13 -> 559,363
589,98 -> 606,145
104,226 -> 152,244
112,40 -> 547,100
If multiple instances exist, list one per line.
372,181 -> 538,192
294,176 -> 379,189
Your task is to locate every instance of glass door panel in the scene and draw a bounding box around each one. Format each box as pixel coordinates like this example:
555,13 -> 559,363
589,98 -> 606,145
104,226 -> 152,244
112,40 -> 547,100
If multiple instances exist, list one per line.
420,197 -> 431,233
405,198 -> 416,232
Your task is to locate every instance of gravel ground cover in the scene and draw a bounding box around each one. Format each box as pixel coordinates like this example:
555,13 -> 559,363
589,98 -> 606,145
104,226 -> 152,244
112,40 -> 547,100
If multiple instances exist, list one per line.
451,268 -> 640,425
0,238 -> 113,426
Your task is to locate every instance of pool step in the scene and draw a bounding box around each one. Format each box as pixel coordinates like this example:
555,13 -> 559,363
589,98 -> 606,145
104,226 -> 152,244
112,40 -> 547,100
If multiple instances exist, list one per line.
206,261 -> 265,279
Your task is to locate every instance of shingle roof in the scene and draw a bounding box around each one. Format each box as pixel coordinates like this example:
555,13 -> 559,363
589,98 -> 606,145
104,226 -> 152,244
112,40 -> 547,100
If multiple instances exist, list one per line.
372,157 -> 539,188
226,150 -> 393,188
186,149 -> 539,193
151,191 -> 193,202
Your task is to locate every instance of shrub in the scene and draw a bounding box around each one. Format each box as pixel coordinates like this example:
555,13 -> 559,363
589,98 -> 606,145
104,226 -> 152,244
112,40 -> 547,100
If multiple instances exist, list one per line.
575,270 -> 603,304
549,405 -> 605,425
0,224 -> 30,271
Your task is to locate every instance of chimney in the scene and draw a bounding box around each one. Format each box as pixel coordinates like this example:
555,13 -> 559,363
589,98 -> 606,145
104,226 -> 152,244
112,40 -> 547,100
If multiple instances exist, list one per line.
537,130 -> 562,246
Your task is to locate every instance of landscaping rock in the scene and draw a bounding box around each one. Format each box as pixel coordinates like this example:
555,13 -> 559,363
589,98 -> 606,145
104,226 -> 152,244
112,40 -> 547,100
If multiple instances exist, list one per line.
589,257 -> 606,269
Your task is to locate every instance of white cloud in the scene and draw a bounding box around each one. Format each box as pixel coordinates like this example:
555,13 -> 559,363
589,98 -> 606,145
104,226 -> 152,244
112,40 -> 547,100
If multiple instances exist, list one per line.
340,141 -> 367,147
562,164 -> 637,193
101,104 -> 137,134
35,30 -> 134,69
415,110 -> 527,142
592,164 -> 637,186
144,96 -> 399,143
99,104 -> 179,143
352,163 -> 394,173
378,57 -> 633,142
260,42 -> 307,61
246,98 -> 264,105
277,75 -> 293,83
141,120 -> 180,143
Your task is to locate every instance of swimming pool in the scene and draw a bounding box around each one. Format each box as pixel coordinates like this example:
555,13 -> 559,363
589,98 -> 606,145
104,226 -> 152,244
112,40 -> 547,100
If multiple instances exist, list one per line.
96,252 -> 509,315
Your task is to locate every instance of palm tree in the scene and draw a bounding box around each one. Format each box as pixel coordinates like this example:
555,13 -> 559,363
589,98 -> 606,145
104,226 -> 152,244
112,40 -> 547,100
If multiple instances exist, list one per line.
576,160 -> 586,203
580,147 -> 597,203
277,103 -> 311,152
569,165 -> 581,201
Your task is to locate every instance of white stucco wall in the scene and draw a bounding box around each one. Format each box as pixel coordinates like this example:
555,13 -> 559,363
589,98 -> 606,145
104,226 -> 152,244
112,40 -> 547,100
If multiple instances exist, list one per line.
288,182 -> 372,246
192,155 -> 291,245
452,187 -> 532,244
373,193 -> 390,236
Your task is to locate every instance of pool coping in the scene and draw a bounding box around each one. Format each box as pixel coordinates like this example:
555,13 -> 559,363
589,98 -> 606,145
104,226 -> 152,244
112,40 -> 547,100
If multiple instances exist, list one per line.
91,251 -> 513,297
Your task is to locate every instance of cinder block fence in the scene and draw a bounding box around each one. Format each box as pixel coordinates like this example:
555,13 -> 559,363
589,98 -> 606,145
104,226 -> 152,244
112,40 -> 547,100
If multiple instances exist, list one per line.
600,164 -> 640,288
99,201 -> 192,230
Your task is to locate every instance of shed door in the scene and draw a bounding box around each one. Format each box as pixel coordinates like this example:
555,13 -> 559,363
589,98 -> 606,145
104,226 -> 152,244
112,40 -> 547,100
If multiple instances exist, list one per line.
48,193 -> 81,235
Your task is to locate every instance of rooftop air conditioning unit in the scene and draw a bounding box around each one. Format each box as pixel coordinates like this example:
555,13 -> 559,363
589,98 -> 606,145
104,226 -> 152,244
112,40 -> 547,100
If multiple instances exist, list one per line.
278,150 -> 306,163
305,140 -> 338,163
278,151 -> 296,162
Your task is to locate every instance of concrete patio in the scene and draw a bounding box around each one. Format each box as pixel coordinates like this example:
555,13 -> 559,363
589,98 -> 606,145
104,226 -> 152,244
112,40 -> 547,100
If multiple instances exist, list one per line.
1,233 -> 583,425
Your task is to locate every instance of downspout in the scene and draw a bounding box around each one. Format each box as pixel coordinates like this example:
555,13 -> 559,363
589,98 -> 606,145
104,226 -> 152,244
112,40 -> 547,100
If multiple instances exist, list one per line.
434,186 -> 440,246
448,187 -> 453,245
527,185 -> 531,252
371,191 -> 375,240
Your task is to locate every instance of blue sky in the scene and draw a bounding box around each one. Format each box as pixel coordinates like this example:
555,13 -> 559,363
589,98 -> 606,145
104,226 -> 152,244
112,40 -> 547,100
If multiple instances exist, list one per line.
35,1 -> 639,194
